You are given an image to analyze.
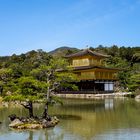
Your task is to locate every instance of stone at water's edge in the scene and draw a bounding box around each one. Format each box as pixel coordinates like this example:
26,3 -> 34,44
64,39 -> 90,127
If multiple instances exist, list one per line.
135,94 -> 140,99
17,123 -> 43,129
9,119 -> 24,128
9,116 -> 59,129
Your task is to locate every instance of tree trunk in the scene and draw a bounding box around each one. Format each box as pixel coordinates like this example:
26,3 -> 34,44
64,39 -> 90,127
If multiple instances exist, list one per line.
28,131 -> 33,140
21,101 -> 34,118
0,86 -> 3,94
42,102 -> 51,121
42,81 -> 51,120
42,102 -> 48,118
28,101 -> 33,118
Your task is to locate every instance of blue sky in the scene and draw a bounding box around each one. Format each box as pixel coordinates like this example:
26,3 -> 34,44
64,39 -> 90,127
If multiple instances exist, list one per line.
0,0 -> 140,56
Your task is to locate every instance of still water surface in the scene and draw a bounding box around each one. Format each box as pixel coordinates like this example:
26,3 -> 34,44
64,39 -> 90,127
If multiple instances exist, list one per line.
0,98 -> 140,140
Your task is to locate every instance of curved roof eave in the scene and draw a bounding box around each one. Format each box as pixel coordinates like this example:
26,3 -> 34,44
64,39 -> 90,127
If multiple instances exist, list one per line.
65,49 -> 109,58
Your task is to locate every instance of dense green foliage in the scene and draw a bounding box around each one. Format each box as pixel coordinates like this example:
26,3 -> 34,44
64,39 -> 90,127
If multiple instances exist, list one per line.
90,45 -> 140,93
0,49 -> 77,101
50,45 -> 140,93
0,46 -> 139,98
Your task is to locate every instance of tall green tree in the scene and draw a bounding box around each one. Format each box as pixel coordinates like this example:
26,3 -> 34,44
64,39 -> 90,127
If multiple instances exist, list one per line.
31,58 -> 78,119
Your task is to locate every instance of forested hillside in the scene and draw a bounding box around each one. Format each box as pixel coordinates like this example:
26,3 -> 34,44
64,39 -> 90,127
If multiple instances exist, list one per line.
50,45 -> 140,93
48,46 -> 79,57
0,45 -> 140,97
0,49 -> 77,101
90,45 -> 140,93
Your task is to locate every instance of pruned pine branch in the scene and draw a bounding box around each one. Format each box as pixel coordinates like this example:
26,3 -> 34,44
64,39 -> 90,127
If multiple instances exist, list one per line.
21,101 -> 32,109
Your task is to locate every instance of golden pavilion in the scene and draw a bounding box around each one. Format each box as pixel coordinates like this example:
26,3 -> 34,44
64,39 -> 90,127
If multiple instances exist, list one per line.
65,49 -> 119,93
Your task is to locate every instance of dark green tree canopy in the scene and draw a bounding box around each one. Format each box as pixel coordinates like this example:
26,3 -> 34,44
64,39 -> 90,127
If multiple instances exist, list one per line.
0,46 -> 140,96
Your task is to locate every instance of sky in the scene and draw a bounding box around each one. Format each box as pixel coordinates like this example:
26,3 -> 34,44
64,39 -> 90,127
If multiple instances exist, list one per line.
0,0 -> 140,56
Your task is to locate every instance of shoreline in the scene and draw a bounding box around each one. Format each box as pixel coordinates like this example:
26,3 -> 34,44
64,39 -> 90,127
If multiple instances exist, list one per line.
0,92 -> 134,107
57,92 -> 132,99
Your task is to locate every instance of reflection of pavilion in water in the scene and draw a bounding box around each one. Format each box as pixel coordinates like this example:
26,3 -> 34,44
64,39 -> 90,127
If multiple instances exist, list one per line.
1,99 -> 138,140
51,100 -> 115,139
105,99 -> 114,110
48,99 -> 115,139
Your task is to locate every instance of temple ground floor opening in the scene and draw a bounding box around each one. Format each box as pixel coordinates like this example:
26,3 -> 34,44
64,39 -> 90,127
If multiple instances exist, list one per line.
77,80 -> 114,92
61,80 -> 116,94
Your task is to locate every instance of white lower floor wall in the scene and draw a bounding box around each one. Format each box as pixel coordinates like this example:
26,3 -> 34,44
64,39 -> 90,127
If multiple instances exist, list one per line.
104,83 -> 114,91
94,81 -> 114,92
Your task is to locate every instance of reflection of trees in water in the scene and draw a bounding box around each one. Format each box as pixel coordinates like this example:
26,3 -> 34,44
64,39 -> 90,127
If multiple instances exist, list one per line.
51,109 -> 97,139
25,128 -> 64,140
1,99 -> 140,140
26,131 -> 33,140
51,99 -> 105,117
54,114 -> 82,120
0,99 -> 115,139
44,129 -> 64,140
62,103 -> 104,112
49,99 -> 140,139
95,99 -> 140,135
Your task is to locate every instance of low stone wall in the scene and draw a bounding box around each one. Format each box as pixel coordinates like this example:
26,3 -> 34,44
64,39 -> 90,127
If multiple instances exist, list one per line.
57,93 -> 113,99
57,92 -> 130,99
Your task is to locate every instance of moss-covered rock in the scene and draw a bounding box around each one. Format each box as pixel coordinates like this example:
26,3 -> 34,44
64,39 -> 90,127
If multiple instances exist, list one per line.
9,119 -> 24,128
9,116 -> 59,129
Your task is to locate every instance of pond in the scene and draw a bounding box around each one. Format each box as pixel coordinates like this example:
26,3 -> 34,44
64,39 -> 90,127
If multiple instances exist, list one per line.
0,98 -> 140,140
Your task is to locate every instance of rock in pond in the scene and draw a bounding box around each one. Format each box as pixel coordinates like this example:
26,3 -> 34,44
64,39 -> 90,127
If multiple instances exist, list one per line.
9,119 -> 24,128
9,116 -> 59,129
17,123 -> 43,129
135,94 -> 140,99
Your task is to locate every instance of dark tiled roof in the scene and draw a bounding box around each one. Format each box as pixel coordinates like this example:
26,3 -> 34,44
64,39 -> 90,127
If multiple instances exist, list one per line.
65,49 -> 109,58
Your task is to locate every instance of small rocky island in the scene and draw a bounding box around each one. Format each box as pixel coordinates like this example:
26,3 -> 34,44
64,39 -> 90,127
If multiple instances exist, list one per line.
8,101 -> 59,129
9,114 -> 59,129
